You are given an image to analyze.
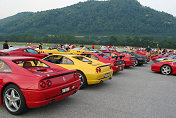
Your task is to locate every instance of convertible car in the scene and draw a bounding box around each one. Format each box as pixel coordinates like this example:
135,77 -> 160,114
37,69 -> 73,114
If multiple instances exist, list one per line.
81,53 -> 125,72
151,61 -> 176,75
0,56 -> 81,115
0,47 -> 48,59
37,48 -> 71,55
43,54 -> 113,88
68,47 -> 93,54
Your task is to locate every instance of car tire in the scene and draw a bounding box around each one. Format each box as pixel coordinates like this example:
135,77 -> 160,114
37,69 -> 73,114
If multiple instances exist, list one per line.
134,60 -> 138,66
77,71 -> 87,89
3,84 -> 28,115
160,65 -> 172,75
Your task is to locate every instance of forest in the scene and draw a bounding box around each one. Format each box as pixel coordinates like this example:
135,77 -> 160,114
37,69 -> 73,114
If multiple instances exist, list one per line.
0,33 -> 175,49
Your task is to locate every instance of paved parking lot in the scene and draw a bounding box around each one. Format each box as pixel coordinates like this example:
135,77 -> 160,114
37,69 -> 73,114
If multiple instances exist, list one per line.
0,62 -> 176,118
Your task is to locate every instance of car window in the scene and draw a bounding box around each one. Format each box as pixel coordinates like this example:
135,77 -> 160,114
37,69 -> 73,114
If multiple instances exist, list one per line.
13,60 -> 49,68
99,54 -> 110,59
0,60 -> 11,73
83,47 -> 90,51
72,48 -> 82,50
44,55 -> 63,64
61,57 -> 74,64
104,53 -> 111,56
25,49 -> 39,54
57,48 -> 66,52
91,55 -> 99,60
74,56 -> 92,63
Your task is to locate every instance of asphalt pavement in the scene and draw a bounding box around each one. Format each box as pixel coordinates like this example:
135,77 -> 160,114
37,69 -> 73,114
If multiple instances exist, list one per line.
0,62 -> 176,118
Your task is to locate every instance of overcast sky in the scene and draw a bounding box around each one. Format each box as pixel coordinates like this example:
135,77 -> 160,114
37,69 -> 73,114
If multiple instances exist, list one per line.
0,0 -> 175,19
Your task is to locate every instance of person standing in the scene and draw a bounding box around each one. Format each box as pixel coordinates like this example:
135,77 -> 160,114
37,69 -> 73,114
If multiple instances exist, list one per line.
145,45 -> 151,57
39,43 -> 42,50
3,40 -> 9,49
92,45 -> 95,49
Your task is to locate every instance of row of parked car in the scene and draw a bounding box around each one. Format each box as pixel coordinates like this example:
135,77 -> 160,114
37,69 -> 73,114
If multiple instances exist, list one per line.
0,46 -> 149,115
151,52 -> 176,75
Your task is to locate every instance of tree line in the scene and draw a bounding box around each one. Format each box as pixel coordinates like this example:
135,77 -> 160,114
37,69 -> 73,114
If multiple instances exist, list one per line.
0,33 -> 175,49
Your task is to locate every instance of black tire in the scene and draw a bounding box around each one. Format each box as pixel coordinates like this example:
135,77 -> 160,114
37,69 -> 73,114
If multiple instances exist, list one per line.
160,65 -> 172,75
3,84 -> 28,115
77,71 -> 87,89
49,53 -> 52,55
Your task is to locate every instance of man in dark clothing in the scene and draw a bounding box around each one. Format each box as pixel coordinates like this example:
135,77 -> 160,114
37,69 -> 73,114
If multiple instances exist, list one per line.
3,40 -> 9,49
39,43 -> 43,50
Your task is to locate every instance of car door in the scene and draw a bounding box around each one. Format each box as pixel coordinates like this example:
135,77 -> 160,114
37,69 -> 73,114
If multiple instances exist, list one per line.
0,60 -> 12,85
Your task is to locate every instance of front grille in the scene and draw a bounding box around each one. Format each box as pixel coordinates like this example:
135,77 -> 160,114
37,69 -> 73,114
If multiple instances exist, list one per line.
130,57 -> 136,61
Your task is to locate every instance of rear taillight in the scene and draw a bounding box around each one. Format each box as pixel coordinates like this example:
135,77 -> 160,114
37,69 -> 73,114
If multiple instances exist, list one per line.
110,66 -> 112,69
46,80 -> 52,87
96,68 -> 99,73
99,68 -> 101,72
96,68 -> 101,73
40,80 -> 46,88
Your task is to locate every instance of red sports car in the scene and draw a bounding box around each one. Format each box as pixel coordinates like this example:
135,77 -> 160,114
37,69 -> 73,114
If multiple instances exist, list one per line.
151,53 -> 170,61
0,47 -> 48,59
0,56 -> 81,115
134,50 -> 150,62
151,61 -> 176,75
81,53 -> 125,72
102,51 -> 136,67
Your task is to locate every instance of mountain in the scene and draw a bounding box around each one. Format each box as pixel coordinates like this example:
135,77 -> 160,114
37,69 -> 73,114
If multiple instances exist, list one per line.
0,0 -> 176,38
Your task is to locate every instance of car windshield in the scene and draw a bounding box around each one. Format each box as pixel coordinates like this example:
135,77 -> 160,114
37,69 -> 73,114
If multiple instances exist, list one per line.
72,48 -> 82,50
104,52 -> 111,56
26,49 -> 39,54
83,47 -> 90,51
98,54 -> 110,59
57,48 -> 66,52
3,48 -> 20,51
13,60 -> 49,68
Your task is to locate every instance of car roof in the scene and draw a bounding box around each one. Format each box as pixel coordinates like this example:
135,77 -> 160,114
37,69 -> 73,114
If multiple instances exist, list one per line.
0,56 -> 37,61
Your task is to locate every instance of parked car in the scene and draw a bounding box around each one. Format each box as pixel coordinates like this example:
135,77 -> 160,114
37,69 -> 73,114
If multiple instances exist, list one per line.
151,61 -> 176,75
43,54 -> 113,88
37,47 -> 72,55
0,47 -> 48,59
81,53 -> 125,72
102,51 -> 136,67
121,51 -> 147,66
0,56 -> 81,115
68,47 -> 93,54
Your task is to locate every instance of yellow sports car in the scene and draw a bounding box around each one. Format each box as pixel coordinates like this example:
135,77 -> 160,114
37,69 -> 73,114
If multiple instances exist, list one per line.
160,59 -> 176,62
43,54 -> 113,88
68,47 -> 93,54
37,48 -> 71,55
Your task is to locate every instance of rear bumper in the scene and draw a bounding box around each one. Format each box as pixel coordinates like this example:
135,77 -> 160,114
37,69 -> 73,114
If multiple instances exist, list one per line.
125,60 -> 135,66
86,70 -> 113,85
22,80 -> 81,108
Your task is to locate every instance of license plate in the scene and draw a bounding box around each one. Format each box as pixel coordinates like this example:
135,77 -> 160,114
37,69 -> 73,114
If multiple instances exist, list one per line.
61,87 -> 70,93
104,73 -> 110,78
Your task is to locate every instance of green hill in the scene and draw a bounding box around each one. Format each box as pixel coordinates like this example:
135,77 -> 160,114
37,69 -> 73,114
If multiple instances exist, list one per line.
0,0 -> 176,38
